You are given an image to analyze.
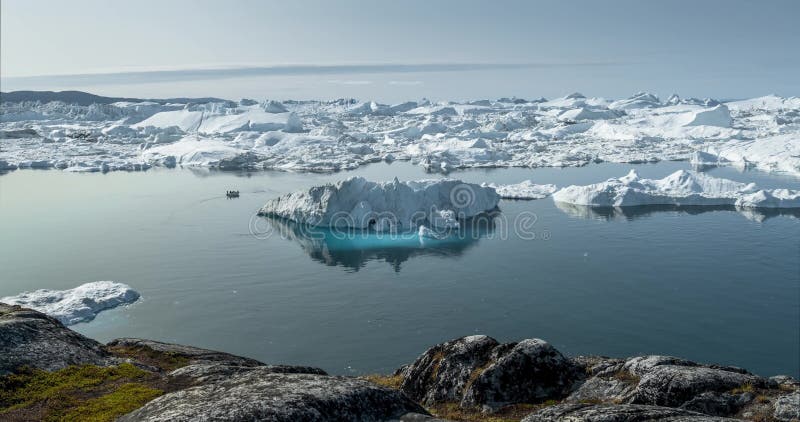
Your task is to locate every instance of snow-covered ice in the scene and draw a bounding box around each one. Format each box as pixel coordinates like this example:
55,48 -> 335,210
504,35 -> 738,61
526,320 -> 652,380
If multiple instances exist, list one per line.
552,169 -> 800,208
482,180 -> 557,200
258,177 -> 500,230
0,281 -> 140,325
1,92 -> 799,176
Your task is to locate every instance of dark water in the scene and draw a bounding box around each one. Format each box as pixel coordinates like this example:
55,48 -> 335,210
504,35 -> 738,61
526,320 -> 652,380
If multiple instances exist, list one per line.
1,162 -> 798,377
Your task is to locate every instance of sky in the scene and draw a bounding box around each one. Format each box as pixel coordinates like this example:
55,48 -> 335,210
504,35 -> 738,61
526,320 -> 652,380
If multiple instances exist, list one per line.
2,0 -> 799,101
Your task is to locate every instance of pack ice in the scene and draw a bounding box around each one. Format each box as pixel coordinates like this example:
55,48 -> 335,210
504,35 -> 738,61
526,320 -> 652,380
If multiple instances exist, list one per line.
552,170 -> 800,208
1,92 -> 799,176
0,281 -> 140,325
258,177 -> 500,230
482,180 -> 557,200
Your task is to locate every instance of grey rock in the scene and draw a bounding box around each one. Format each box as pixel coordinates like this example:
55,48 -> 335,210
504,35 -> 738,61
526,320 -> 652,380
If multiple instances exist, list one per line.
168,362 -> 327,384
623,355 -> 698,377
572,356 -> 626,378
633,365 -> 767,408
566,376 -> 638,404
770,375 -> 800,390
461,338 -> 579,410
400,334 -> 499,404
680,392 -> 754,417
521,403 -> 743,421
0,303 -> 114,374
120,370 -> 427,422
773,391 -> 800,422
395,413 -> 455,421
107,337 -> 264,367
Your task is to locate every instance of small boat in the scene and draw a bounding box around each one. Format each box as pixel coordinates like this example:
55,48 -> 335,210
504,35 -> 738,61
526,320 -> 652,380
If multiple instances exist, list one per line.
226,190 -> 240,198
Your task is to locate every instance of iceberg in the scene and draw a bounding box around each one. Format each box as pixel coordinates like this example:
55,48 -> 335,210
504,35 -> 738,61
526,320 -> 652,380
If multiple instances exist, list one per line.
552,170 -> 800,208
259,177 -> 500,231
482,180 -> 557,200
558,107 -> 622,121
0,281 -> 140,325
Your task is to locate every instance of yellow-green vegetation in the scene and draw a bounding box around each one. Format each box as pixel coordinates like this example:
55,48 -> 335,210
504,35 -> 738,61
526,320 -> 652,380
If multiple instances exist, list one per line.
62,383 -> 163,421
612,370 -> 641,384
430,350 -> 446,380
0,363 -> 164,422
731,383 -> 755,394
755,395 -> 771,404
106,344 -> 190,371
464,361 -> 493,391
428,401 -> 557,422
362,374 -> 404,389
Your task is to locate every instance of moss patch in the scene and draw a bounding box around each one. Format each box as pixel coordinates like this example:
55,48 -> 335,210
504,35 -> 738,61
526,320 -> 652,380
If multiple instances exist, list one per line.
612,370 -> 641,384
106,344 -> 190,372
62,383 -> 163,421
362,374 -> 404,389
429,350 -> 446,380
0,364 -> 164,422
731,383 -> 754,394
465,361 -> 493,391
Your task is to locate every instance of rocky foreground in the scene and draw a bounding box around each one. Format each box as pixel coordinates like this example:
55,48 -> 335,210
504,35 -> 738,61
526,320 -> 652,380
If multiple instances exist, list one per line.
1,302 -> 797,421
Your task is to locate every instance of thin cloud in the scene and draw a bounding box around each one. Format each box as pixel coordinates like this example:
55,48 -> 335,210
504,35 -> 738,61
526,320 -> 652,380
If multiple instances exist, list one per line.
1,62 -> 622,87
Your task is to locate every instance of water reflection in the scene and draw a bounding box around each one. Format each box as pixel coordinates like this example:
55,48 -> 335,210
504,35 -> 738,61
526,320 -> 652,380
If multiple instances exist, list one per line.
554,202 -> 800,222
263,216 -> 496,272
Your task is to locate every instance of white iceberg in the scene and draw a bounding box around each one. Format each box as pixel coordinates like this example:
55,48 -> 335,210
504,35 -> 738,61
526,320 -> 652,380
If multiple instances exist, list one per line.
552,170 -> 800,208
0,281 -> 140,325
259,177 -> 500,231
682,104 -> 732,127
558,107 -> 622,121
482,180 -> 557,200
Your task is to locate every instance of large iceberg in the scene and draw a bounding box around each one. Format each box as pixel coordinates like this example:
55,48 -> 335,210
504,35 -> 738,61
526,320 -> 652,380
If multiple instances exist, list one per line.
552,170 -> 800,208
258,177 -> 500,231
0,281 -> 140,325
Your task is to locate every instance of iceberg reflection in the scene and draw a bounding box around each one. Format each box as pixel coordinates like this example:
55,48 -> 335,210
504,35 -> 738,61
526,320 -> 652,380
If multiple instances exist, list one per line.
554,201 -> 800,222
262,216 -> 497,272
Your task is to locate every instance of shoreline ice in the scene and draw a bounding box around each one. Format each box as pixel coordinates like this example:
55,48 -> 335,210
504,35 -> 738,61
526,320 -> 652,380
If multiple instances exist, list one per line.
1,92 -> 798,177
0,281 -> 140,325
552,169 -> 800,209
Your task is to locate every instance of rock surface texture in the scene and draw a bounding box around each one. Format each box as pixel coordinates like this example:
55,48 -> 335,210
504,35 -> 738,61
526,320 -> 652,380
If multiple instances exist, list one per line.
1,305 -> 797,422
399,335 -> 579,411
521,403 -> 741,421
0,303 -> 115,374
120,370 -> 427,422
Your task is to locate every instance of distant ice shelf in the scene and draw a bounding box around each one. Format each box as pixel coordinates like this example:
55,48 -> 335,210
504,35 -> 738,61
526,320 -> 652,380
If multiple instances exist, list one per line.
0,281 -> 140,325
1,93 -> 799,177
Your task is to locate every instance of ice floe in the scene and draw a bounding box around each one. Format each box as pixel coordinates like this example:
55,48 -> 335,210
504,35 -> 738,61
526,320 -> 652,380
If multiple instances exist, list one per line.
0,281 -> 140,325
552,170 -> 800,208
258,177 -> 500,230
482,180 -> 557,200
1,92 -> 799,176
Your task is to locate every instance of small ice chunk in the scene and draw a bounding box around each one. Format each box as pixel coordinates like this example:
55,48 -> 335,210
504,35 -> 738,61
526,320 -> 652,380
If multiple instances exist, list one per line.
482,180 -> 557,200
0,281 -> 140,325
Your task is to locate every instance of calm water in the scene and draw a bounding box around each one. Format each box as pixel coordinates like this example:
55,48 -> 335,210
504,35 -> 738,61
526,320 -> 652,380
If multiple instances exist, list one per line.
1,162 -> 798,377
